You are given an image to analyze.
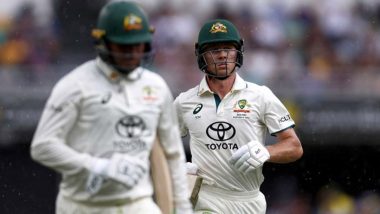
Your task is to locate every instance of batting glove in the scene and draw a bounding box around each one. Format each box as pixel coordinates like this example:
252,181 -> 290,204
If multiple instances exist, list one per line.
229,141 -> 270,174
89,153 -> 147,189
85,158 -> 109,195
185,162 -> 199,175
107,153 -> 147,188
86,173 -> 105,195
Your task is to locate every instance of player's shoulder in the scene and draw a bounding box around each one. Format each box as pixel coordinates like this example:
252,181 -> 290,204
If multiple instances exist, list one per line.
245,82 -> 274,96
52,60 -> 97,99
140,68 -> 169,86
244,82 -> 281,106
141,68 -> 164,81
175,85 -> 199,103
59,60 -> 95,82
53,60 -> 96,93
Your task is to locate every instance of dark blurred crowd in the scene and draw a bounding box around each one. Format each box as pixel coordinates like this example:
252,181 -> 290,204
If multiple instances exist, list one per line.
0,2 -> 59,74
265,175 -> 380,214
1,1 -> 380,213
1,0 -> 380,96
148,0 -> 380,96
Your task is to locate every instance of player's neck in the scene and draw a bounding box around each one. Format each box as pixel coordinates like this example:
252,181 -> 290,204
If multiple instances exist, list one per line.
206,73 -> 236,99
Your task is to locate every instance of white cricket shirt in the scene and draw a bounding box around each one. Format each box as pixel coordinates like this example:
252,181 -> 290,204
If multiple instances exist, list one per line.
31,58 -> 189,205
174,73 -> 295,192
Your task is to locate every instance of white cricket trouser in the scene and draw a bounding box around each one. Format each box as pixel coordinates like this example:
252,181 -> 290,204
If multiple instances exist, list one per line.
194,184 -> 266,214
56,193 -> 162,214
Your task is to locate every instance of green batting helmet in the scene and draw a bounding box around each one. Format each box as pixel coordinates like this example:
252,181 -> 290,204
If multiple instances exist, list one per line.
92,1 -> 153,44
195,19 -> 244,71
92,1 -> 155,74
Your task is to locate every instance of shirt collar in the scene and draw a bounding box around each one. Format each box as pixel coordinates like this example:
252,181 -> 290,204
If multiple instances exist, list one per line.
232,73 -> 247,91
197,73 -> 247,96
96,57 -> 144,82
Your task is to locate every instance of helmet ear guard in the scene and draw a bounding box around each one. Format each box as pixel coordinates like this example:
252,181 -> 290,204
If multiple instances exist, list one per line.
194,42 -> 205,71
236,39 -> 244,67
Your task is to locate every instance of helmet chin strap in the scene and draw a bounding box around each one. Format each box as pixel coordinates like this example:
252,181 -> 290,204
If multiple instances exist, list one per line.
96,44 -> 154,76
204,63 -> 238,80
206,73 -> 230,80
99,52 -> 137,75
111,64 -> 137,75
209,75 -> 230,80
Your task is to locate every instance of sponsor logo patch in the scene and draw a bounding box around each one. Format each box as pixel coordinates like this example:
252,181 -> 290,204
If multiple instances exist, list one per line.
279,114 -> 291,123
205,143 -> 238,150
124,14 -> 143,31
209,22 -> 227,33
116,115 -> 147,138
50,101 -> 70,113
114,115 -> 149,153
101,92 -> 112,104
142,86 -> 158,101
233,99 -> 250,113
193,103 -> 203,114
206,121 -> 236,141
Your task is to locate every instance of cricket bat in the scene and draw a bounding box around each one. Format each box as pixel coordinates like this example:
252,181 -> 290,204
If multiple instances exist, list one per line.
188,175 -> 203,208
150,138 -> 174,214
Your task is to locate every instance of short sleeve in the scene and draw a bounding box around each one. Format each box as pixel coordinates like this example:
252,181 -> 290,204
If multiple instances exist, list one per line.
261,86 -> 295,136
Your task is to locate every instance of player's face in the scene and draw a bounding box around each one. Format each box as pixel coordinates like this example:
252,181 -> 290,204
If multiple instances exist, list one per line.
203,43 -> 238,77
108,43 -> 145,70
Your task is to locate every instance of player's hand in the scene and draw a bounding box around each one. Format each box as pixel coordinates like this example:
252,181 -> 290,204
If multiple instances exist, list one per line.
105,153 -> 147,188
228,141 -> 270,174
186,162 -> 199,175
86,173 -> 104,195
90,153 -> 147,188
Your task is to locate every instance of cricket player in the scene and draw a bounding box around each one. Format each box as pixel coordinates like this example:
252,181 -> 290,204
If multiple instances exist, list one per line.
174,19 -> 303,213
30,1 -> 192,214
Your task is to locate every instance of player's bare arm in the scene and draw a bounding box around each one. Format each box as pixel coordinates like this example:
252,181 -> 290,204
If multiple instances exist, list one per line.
266,128 -> 303,163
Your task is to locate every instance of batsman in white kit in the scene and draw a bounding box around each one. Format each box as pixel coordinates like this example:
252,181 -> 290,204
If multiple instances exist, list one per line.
30,1 -> 192,214
174,19 -> 303,213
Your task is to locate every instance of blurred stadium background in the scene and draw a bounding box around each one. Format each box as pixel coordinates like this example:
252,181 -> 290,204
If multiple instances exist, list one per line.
1,0 -> 380,213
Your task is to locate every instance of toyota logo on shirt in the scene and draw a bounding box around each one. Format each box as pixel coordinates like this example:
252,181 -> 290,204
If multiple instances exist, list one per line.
206,121 -> 236,141
116,115 -> 146,138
